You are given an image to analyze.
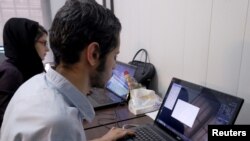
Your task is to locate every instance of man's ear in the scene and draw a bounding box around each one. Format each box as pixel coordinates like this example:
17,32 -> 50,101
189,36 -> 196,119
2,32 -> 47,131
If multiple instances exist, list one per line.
86,42 -> 100,67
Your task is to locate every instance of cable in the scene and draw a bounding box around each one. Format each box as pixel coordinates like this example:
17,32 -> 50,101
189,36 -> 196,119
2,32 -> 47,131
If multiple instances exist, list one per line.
96,101 -> 134,130
97,112 -> 117,129
96,102 -> 125,129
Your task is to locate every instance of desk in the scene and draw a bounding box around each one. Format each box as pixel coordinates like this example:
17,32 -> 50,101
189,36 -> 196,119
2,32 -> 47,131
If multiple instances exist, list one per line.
83,104 -> 153,140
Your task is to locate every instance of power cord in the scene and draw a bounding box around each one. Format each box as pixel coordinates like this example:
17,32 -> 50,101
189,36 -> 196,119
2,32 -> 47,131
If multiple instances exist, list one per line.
97,112 -> 117,129
96,101 -> 126,129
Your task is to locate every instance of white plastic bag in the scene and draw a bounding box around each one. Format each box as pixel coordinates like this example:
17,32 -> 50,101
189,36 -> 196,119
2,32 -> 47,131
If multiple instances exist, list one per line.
128,87 -> 162,115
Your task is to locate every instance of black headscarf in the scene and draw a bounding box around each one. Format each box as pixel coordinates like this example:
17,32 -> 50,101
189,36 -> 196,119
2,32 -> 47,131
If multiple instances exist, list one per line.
3,18 -> 45,81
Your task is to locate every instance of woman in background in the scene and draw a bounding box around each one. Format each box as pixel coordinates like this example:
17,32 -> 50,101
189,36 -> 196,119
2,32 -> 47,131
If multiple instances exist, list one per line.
0,18 -> 49,127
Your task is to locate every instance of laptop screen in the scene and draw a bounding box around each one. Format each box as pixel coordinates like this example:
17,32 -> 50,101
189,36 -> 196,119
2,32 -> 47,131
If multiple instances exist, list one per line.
155,77 -> 244,141
106,61 -> 136,98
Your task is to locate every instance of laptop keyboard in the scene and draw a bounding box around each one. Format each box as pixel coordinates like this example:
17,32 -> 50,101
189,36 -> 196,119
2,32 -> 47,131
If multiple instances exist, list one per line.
118,125 -> 167,141
133,127 -> 164,141
88,92 -> 114,104
133,126 -> 166,141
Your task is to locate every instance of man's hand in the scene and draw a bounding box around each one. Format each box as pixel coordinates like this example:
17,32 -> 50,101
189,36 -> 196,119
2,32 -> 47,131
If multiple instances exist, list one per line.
91,127 -> 135,141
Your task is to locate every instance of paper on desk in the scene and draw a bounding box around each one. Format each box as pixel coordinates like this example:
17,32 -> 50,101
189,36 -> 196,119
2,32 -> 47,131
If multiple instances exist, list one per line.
145,110 -> 158,120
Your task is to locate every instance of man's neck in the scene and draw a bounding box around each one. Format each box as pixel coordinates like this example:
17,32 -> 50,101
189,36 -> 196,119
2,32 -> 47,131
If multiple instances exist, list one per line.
55,64 -> 90,95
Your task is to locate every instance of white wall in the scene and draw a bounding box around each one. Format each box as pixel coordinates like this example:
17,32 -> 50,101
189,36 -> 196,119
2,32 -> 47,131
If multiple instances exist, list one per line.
114,0 -> 250,124
43,0 -> 66,64
50,0 -> 66,19
49,0 -> 250,124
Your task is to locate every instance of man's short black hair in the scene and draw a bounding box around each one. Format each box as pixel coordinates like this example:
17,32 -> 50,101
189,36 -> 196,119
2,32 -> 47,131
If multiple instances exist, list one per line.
49,0 -> 121,65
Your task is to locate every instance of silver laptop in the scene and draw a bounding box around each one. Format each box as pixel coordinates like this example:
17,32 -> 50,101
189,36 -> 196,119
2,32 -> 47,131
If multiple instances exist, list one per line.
121,77 -> 244,141
87,61 -> 137,110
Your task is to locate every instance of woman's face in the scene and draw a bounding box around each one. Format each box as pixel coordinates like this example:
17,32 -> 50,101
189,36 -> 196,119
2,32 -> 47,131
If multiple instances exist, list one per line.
35,34 -> 49,60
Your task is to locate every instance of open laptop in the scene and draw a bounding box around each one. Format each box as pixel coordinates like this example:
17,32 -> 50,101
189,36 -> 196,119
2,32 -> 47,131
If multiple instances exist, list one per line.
87,61 -> 137,110
122,77 -> 244,141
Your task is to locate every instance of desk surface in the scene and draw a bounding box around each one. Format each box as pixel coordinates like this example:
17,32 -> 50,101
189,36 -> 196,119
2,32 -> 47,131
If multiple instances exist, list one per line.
83,104 -> 145,129
83,104 -> 154,140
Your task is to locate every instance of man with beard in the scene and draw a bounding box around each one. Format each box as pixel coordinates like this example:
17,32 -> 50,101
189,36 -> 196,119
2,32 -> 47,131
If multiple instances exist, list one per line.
0,0 -> 134,141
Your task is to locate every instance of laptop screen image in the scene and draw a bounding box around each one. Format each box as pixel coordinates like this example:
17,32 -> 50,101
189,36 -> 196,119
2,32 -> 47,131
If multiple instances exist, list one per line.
87,61 -> 137,110
106,61 -> 136,99
154,77 -> 244,141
